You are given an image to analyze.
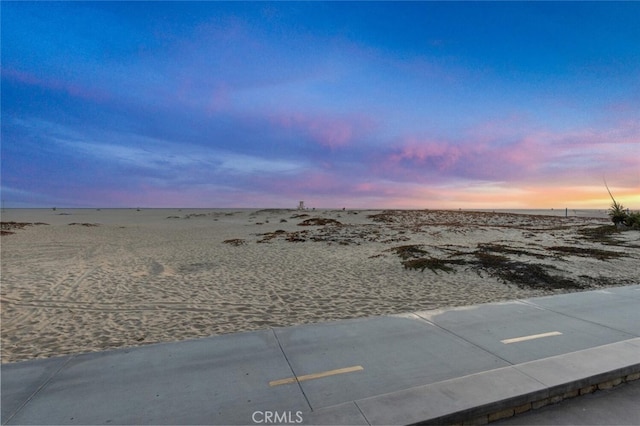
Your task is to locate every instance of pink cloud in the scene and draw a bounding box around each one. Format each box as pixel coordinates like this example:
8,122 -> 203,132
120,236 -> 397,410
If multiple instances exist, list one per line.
509,121 -> 640,184
354,182 -> 375,192
2,67 -> 111,102
382,137 -> 491,182
388,137 -> 462,171
270,112 -> 375,149
378,115 -> 639,198
381,122 -> 606,184
497,137 -> 546,171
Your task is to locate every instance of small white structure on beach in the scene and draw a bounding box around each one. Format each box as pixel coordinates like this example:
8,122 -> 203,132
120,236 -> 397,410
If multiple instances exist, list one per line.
298,201 -> 305,210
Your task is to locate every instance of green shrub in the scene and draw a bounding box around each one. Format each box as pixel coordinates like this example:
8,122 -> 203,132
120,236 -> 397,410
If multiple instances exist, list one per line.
605,182 -> 635,227
626,211 -> 640,228
607,196 -> 627,226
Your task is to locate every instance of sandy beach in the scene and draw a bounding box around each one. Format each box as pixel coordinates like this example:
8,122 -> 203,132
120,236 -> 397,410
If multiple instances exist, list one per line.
1,208 -> 638,364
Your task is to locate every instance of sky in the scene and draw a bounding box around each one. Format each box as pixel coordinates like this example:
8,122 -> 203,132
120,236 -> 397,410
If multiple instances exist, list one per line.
2,2 -> 639,209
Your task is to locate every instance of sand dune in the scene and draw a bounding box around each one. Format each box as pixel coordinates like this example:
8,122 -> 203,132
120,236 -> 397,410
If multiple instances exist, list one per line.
1,208 -> 638,363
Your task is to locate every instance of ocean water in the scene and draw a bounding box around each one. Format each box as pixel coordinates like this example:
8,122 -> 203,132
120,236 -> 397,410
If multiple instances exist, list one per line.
465,208 -> 610,219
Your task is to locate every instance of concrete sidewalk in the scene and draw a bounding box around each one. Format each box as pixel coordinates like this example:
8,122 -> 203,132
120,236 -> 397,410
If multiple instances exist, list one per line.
2,285 -> 639,425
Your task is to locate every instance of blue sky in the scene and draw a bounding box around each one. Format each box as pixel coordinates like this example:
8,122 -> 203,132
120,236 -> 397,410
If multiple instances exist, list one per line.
2,2 -> 639,208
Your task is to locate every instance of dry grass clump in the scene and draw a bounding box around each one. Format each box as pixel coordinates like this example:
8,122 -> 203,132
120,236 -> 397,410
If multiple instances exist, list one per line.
386,244 -> 428,259
385,242 -> 586,290
1,221 -> 49,235
290,213 -> 310,219
1,222 -> 30,234
184,213 -> 208,219
472,251 -> 584,290
477,243 -> 547,259
387,244 -> 461,274
257,230 -> 287,243
286,232 -> 308,242
257,223 -> 397,246
254,209 -> 292,215
298,217 -> 342,226
223,238 -> 247,246
578,225 -> 621,245
402,258 -> 456,274
547,246 -> 624,260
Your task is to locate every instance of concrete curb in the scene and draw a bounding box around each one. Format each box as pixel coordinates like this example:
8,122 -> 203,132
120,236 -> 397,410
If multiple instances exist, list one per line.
307,338 -> 640,425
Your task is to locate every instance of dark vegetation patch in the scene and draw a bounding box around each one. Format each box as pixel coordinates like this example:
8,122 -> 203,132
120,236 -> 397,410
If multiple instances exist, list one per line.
380,235 -> 412,244
314,225 -> 406,245
256,223 -> 397,245
387,244 -> 463,274
402,258 -> 463,274
547,246 -> 624,260
254,209 -> 293,215
471,251 -> 584,290
184,213 -> 208,219
223,238 -> 247,246
1,221 -> 49,232
367,211 -> 397,223
1,221 -> 49,235
477,243 -> 547,259
386,245 -> 428,260
578,225 -> 621,245
387,242 -> 586,290
255,229 -> 311,243
290,213 -> 310,219
286,231 -> 308,242
257,230 -> 287,243
68,223 -> 100,227
256,229 -> 310,243
298,217 -> 343,226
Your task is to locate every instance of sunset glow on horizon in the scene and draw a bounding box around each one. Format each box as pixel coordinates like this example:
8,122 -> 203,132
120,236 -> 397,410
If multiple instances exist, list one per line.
2,2 -> 639,209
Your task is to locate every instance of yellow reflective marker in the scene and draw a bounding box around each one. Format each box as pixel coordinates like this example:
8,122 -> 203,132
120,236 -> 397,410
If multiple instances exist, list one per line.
501,331 -> 563,344
269,365 -> 364,387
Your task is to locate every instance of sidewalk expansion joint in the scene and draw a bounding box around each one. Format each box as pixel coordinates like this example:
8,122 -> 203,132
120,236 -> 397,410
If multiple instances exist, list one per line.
2,355 -> 76,425
411,312 -> 515,366
270,328 -> 313,411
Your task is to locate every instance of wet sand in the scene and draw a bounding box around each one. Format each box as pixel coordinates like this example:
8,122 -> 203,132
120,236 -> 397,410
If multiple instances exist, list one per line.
1,208 -> 638,363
